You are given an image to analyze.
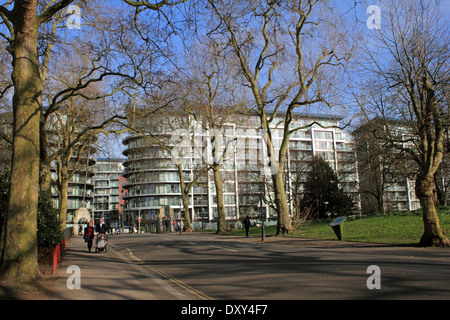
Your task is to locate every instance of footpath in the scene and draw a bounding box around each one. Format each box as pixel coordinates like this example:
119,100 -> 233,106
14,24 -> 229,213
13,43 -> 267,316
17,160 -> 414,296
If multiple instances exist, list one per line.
51,235 -> 198,300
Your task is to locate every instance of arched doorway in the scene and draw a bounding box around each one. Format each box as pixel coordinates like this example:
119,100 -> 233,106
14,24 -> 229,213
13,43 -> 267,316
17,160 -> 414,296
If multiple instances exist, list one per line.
73,207 -> 91,236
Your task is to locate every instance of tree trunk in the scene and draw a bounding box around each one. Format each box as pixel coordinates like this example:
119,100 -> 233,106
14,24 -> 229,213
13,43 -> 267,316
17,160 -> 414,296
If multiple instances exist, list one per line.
181,191 -> 192,232
270,124 -> 293,236
213,165 -> 228,234
177,164 -> 193,232
273,170 -> 292,235
376,186 -> 386,215
0,1 -> 41,281
58,170 -> 69,232
434,174 -> 446,206
39,116 -> 52,194
415,174 -> 449,247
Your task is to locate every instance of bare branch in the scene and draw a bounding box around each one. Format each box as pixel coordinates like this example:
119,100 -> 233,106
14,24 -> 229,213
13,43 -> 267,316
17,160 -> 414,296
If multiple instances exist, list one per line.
38,0 -> 75,25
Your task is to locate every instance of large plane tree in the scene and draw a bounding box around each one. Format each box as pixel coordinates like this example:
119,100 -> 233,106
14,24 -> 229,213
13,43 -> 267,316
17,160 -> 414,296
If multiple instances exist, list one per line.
358,0 -> 449,246
0,0 -> 77,281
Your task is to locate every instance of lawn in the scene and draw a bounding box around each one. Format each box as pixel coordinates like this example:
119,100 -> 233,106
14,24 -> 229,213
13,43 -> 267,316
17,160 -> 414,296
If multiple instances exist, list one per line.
202,207 -> 450,245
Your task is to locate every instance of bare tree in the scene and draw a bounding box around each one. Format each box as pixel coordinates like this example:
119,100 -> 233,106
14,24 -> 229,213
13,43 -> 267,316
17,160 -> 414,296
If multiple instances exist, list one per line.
206,0 -> 354,235
181,38 -> 245,234
356,0 -> 449,246
0,0 -> 192,281
37,3 -> 162,232
48,103 -> 97,232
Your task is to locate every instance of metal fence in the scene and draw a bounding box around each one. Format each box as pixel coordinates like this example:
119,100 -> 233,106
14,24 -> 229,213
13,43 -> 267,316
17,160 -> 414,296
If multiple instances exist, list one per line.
38,227 -> 73,273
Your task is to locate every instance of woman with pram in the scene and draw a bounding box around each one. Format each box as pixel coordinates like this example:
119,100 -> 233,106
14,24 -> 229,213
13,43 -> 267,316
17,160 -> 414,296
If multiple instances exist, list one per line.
95,218 -> 108,253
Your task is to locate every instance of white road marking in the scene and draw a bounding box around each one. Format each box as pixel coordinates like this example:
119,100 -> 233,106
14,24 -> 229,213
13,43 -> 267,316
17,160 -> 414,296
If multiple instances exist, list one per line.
209,245 -> 238,253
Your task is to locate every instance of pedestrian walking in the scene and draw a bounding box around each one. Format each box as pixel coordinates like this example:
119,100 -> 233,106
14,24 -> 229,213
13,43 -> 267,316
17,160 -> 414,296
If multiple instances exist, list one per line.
165,219 -> 170,232
172,220 -> 176,232
244,216 -> 251,238
84,221 -> 95,252
179,219 -> 184,232
95,218 -> 108,235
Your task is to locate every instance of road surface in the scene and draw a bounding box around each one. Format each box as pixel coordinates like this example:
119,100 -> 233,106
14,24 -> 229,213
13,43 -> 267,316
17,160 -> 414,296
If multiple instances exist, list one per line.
108,232 -> 450,300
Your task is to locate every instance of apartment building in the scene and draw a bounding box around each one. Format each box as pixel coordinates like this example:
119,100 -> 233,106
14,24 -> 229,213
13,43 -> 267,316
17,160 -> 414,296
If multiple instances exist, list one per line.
122,110 -> 360,230
352,118 -> 421,214
92,158 -> 125,228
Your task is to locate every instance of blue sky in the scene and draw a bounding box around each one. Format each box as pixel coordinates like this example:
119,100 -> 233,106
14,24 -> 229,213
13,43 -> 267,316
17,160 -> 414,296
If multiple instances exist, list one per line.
93,0 -> 450,158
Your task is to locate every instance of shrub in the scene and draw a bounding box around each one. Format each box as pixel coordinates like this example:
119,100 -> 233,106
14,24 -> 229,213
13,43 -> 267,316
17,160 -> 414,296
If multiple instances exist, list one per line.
0,169 -> 9,239
37,191 -> 63,248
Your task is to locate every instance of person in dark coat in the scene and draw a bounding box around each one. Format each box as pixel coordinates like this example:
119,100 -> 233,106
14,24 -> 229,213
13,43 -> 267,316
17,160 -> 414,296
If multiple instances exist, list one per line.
84,221 -> 95,252
95,218 -> 108,235
243,216 -> 251,238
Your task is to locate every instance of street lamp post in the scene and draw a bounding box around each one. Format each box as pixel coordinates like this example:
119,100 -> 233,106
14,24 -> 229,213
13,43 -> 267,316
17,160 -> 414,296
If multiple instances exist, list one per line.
259,175 -> 266,242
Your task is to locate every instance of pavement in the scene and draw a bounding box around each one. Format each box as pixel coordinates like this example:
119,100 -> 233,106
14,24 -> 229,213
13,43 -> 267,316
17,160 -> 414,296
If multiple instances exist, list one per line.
51,235 -> 199,300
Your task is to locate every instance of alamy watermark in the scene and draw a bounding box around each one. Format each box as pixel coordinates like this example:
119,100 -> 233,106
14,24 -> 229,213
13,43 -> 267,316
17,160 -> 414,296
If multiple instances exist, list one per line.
66,265 -> 81,289
170,124 -> 279,177
67,5 -> 81,30
366,265 -> 381,289
367,5 -> 381,30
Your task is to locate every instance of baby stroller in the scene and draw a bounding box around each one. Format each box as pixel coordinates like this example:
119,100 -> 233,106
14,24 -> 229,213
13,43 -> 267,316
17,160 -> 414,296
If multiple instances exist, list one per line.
95,234 -> 108,253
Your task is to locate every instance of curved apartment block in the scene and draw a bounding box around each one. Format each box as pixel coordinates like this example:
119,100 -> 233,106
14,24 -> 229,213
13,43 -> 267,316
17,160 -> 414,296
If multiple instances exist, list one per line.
122,111 -> 360,230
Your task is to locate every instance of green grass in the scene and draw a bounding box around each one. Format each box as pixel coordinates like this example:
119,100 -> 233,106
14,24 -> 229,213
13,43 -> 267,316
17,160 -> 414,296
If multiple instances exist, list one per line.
198,207 -> 450,245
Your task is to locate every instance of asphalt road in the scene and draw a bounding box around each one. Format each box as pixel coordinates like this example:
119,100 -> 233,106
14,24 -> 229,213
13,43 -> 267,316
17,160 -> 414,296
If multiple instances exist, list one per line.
108,232 -> 450,300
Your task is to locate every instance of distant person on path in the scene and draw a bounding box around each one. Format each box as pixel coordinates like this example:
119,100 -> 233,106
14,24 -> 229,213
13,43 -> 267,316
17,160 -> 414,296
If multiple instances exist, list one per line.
173,220 -> 177,232
84,221 -> 95,252
244,216 -> 251,238
165,219 -> 170,232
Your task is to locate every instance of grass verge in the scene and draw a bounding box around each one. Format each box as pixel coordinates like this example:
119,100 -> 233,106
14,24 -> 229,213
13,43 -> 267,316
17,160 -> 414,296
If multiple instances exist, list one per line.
197,207 -> 450,245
